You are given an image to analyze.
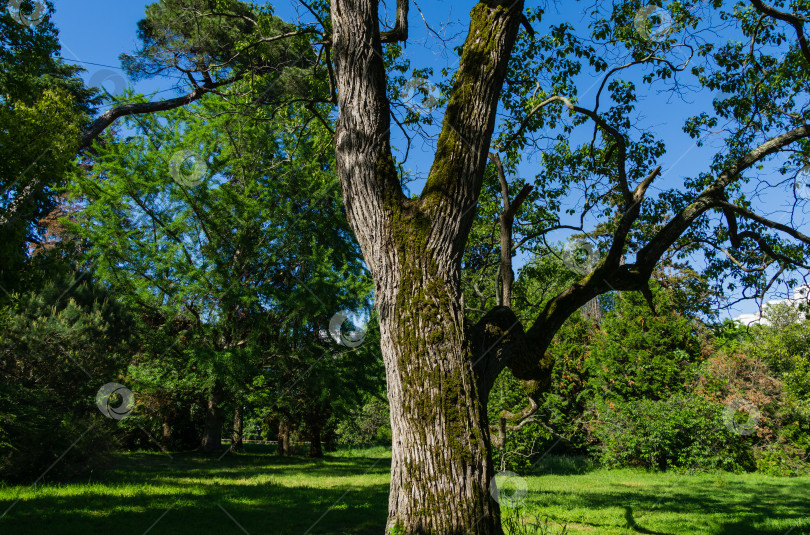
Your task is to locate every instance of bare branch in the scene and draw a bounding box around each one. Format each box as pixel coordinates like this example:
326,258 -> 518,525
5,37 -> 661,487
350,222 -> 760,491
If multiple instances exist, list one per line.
718,200 -> 810,247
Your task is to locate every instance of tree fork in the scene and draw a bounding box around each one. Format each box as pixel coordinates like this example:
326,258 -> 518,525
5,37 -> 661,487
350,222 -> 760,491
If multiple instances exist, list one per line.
330,0 -> 526,530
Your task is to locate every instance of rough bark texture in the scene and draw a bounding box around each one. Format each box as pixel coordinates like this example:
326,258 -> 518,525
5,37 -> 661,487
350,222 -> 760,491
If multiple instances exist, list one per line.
200,384 -> 225,453
330,0 -> 524,532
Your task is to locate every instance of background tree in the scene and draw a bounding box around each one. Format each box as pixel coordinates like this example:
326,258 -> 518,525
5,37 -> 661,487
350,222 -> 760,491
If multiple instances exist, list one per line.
0,1 -> 97,291
67,87 -> 371,453
0,266 -> 133,481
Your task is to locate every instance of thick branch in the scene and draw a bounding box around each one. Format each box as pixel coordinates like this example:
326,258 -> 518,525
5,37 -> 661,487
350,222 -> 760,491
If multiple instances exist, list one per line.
380,0 -> 409,42
80,77 -> 239,150
488,152 -> 533,307
720,202 -> 810,269
0,173 -> 47,230
507,125 -> 810,378
637,124 -> 810,268
751,0 -> 810,64
718,200 -> 810,247
471,306 -> 541,400
330,0 -> 404,279
603,165 -> 661,267
420,1 -> 525,228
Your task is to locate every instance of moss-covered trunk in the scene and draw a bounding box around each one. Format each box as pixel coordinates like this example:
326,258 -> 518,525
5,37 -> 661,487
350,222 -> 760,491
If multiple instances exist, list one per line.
380,256 -> 502,534
329,0 -> 524,531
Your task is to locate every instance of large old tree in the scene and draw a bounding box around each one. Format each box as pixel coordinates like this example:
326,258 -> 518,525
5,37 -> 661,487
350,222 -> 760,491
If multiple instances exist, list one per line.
328,1 -> 809,532
4,0 -> 810,533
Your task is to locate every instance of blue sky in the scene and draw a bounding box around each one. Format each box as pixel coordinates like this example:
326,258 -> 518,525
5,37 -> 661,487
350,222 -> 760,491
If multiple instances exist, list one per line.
50,0 -> 807,319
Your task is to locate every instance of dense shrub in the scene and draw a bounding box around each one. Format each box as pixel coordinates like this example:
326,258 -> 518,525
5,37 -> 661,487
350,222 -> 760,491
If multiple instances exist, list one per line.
490,287 -> 810,475
586,394 -> 755,471
0,383 -> 118,481
745,317 -> 810,403
490,288 -> 718,471
0,271 -> 132,482
755,441 -> 810,476
335,399 -> 391,446
586,291 -> 708,402
694,347 -> 810,475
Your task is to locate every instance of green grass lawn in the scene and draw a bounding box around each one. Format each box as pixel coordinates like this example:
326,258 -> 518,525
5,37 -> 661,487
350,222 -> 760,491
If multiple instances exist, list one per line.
511,456 -> 810,534
0,446 -> 807,534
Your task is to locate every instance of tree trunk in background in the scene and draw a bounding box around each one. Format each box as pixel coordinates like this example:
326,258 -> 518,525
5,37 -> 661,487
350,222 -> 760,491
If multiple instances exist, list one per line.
200,383 -> 225,453
277,419 -> 290,456
582,297 -> 603,324
161,419 -> 172,450
230,405 -> 244,453
308,422 -> 323,458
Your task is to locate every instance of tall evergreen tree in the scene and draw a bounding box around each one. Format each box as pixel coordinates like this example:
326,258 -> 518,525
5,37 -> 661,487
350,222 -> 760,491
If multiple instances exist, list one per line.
0,2 -> 97,290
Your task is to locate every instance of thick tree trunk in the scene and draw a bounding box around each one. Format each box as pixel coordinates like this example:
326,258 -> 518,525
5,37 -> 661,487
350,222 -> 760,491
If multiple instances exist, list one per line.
380,267 -> 501,534
277,419 -> 291,456
330,0 -> 525,532
200,383 -> 225,453
230,405 -> 244,453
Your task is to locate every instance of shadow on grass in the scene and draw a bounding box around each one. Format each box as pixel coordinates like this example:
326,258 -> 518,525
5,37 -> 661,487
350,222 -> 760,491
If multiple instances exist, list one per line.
623,506 -> 674,535
714,516 -> 810,535
530,455 -> 600,476
530,474 -> 810,535
3,449 -> 808,535
0,451 -> 390,535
